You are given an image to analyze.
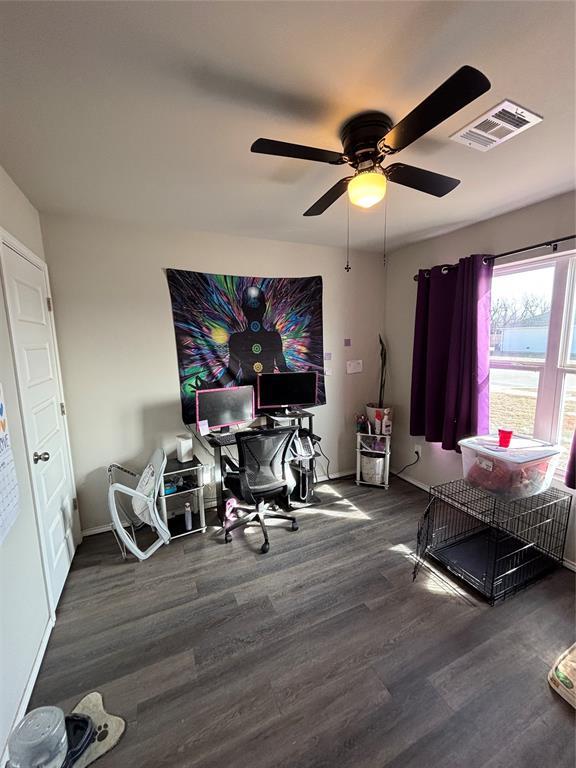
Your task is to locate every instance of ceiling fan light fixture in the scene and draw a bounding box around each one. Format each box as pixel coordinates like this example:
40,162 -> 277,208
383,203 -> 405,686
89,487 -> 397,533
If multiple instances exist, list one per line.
347,170 -> 387,209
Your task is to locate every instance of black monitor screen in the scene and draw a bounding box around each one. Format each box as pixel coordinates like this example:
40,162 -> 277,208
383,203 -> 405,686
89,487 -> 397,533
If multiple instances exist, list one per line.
257,372 -> 318,410
195,386 -> 254,430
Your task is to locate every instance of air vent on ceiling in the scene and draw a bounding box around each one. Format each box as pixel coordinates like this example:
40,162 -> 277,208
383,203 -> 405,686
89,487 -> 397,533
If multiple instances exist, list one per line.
450,99 -> 542,152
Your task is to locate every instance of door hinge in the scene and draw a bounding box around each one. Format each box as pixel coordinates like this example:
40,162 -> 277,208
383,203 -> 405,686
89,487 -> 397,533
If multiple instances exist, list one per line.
47,297 -> 53,312
73,497 -> 78,511
60,402 -> 66,416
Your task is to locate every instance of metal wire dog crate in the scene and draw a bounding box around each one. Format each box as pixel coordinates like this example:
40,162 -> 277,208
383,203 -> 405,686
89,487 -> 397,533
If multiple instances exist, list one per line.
415,480 -> 571,604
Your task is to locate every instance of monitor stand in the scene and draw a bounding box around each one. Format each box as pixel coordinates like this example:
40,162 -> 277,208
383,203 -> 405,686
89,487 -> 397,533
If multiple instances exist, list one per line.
218,426 -> 230,434
281,407 -> 312,418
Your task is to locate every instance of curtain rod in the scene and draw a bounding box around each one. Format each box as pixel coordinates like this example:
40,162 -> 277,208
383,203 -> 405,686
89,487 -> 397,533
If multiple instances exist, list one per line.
412,234 -> 576,281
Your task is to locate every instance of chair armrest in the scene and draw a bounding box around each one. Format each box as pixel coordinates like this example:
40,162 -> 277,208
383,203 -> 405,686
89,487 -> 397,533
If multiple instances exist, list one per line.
222,455 -> 240,473
109,482 -> 151,503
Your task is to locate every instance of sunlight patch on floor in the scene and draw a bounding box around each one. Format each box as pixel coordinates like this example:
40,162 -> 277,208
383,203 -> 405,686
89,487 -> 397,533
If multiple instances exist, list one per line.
297,497 -> 371,521
389,543 -> 474,601
313,484 -> 344,498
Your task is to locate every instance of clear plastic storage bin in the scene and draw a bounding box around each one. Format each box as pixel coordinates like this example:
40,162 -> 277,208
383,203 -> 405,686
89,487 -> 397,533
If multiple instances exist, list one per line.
458,435 -> 560,500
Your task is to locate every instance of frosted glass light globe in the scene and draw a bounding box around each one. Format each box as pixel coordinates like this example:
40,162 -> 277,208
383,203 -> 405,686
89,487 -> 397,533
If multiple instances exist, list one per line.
348,171 -> 387,209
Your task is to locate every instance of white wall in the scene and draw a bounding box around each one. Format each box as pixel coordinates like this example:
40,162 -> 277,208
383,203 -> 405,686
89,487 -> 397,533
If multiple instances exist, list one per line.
41,213 -> 385,531
0,168 -> 51,755
0,166 -> 45,259
384,190 -> 576,563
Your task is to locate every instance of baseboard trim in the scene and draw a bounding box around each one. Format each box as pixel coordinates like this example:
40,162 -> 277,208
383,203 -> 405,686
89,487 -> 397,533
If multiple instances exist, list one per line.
1,616 -> 55,763
84,473 -> 575,569
82,523 -> 113,537
83,471 -> 357,537
316,469 -> 356,483
391,471 -> 430,493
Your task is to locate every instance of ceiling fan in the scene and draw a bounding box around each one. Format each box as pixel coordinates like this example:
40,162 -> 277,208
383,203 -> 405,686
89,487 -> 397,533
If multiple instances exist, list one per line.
251,66 -> 491,216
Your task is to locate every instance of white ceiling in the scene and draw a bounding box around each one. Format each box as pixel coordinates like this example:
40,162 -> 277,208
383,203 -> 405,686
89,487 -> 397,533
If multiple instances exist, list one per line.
0,1 -> 574,252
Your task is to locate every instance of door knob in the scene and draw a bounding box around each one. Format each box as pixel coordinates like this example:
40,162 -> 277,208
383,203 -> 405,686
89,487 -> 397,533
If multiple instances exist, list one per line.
33,451 -> 50,464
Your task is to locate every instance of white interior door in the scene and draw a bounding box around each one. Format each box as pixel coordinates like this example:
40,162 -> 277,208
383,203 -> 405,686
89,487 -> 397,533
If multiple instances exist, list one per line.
1,241 -> 78,609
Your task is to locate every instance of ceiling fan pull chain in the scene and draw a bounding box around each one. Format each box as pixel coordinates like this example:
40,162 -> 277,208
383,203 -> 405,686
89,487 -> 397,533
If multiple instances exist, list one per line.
345,197 -> 351,272
382,192 -> 388,268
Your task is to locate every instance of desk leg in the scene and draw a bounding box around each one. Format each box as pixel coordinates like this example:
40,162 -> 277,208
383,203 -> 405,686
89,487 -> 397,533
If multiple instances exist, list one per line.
213,445 -> 224,514
198,485 -> 206,530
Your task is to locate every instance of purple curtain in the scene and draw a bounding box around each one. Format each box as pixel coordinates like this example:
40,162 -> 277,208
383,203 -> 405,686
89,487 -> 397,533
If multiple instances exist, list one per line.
565,431 -> 576,488
410,254 -> 493,451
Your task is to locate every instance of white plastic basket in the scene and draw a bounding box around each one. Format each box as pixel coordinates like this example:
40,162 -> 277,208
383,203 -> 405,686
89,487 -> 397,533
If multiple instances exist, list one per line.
361,454 -> 384,484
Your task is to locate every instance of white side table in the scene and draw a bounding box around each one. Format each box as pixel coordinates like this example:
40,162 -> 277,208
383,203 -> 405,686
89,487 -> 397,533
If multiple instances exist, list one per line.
355,433 -> 390,489
158,456 -> 210,536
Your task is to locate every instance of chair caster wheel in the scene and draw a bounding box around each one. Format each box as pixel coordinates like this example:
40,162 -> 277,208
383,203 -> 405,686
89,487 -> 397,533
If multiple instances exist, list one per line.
261,542 -> 270,554
224,532 -> 232,543
291,521 -> 299,531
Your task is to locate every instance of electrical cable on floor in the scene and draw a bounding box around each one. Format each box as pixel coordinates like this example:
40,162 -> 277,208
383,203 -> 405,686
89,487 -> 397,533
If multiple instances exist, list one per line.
391,451 -> 421,477
316,443 -> 332,481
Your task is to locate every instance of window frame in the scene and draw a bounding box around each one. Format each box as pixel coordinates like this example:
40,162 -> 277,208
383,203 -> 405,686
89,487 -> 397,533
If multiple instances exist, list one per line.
489,250 -> 576,470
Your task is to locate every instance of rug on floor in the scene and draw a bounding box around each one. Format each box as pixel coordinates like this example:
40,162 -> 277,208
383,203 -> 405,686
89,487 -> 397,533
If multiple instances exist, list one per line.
71,692 -> 125,766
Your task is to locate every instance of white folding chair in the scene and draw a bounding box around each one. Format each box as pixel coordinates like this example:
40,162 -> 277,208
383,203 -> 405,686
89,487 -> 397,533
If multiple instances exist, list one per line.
107,448 -> 170,561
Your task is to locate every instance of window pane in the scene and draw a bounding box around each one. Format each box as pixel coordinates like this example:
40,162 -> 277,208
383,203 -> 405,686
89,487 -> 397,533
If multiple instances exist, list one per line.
489,368 -> 539,436
558,373 -> 576,470
490,266 -> 555,362
566,264 -> 576,363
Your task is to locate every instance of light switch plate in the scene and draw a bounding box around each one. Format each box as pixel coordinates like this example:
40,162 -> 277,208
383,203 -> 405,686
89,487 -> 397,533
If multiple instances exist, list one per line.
346,359 -> 363,374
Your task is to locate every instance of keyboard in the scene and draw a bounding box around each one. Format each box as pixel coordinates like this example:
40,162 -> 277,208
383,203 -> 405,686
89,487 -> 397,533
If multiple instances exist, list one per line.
208,432 -> 239,447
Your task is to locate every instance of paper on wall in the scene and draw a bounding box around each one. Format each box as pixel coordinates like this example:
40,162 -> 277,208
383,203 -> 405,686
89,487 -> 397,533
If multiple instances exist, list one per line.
0,384 -> 20,545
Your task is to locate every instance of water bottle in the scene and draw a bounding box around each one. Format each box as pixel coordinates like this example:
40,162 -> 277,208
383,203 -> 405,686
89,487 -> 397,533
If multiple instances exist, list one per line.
184,501 -> 192,531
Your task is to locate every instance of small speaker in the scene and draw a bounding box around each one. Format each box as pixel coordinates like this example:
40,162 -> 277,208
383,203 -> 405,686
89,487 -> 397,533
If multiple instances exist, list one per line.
176,434 -> 194,463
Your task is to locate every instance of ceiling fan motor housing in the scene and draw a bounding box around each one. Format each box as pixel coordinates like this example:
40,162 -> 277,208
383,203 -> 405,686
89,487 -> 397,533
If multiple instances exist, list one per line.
339,111 -> 393,166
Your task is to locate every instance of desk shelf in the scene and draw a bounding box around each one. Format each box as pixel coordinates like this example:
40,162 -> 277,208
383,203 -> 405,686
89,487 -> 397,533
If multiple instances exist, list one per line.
163,484 -> 201,499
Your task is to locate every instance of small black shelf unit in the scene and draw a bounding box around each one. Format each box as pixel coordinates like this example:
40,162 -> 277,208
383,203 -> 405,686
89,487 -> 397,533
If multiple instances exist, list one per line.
415,480 -> 571,604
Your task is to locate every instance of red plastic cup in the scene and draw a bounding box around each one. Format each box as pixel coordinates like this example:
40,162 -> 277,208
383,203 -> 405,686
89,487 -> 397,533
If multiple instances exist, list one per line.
498,429 -> 513,448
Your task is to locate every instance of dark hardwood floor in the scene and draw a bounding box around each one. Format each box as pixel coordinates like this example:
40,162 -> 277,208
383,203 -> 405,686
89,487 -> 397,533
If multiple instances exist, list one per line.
30,477 -> 575,767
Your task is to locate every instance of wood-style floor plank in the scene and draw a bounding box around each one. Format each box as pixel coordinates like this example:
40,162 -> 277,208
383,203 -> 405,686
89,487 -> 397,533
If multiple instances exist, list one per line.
29,477 -> 575,767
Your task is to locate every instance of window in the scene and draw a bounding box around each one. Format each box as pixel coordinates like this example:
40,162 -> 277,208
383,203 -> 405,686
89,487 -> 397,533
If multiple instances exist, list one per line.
489,252 -> 576,472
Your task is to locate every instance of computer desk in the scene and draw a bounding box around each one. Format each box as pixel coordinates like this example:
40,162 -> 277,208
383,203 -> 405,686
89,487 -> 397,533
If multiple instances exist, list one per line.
205,410 -> 316,513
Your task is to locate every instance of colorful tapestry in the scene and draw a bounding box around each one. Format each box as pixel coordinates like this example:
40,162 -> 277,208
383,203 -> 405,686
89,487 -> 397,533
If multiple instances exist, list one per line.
166,269 -> 325,423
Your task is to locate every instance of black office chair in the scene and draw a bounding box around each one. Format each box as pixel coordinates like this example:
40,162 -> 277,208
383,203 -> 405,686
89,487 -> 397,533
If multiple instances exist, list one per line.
222,427 -> 298,554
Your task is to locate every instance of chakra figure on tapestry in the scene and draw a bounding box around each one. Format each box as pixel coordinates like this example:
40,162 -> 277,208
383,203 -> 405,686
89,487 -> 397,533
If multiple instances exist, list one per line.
166,269 -> 325,424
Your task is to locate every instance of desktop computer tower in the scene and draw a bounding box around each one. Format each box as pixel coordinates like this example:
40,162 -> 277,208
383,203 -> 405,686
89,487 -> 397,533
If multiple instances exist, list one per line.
290,462 -> 314,504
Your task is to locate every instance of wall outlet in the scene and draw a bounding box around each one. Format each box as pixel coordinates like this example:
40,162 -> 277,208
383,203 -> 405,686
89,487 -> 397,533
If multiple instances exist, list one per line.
414,444 -> 422,458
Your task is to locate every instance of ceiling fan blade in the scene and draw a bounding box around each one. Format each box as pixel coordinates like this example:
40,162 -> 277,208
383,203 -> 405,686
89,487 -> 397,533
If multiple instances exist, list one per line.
384,163 -> 460,197
251,138 -> 345,164
379,66 -> 491,153
303,177 -> 353,216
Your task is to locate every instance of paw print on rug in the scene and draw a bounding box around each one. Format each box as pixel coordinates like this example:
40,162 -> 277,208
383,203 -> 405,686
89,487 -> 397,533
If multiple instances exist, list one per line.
96,724 -> 109,742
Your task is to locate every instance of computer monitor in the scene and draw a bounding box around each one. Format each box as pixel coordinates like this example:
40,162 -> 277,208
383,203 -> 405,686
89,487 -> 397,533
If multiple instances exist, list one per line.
195,386 -> 255,431
256,372 -> 318,411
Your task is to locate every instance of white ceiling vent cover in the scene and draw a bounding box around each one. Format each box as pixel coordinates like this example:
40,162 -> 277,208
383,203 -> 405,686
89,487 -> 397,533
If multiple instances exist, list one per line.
451,100 -> 542,152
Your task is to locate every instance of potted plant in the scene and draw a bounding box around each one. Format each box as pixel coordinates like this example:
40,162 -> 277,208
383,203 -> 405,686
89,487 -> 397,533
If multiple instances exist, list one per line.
366,335 -> 392,433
